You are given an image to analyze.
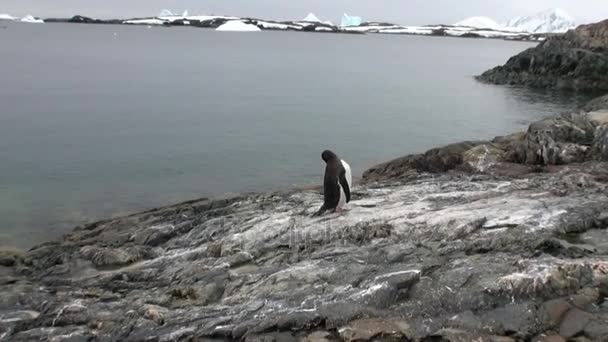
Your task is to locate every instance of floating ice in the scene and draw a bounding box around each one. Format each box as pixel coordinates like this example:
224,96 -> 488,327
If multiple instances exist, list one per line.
340,13 -> 362,27
216,20 -> 261,32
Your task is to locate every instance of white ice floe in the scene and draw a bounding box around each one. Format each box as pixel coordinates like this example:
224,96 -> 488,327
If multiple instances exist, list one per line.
20,15 -> 44,23
454,16 -> 501,30
216,20 -> 261,32
315,27 -> 334,32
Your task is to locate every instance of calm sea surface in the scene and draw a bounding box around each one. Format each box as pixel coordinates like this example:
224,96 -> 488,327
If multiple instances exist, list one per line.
0,22 -> 595,248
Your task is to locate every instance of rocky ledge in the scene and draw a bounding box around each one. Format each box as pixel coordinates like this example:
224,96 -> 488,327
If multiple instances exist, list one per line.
1,95 -> 608,341
477,19 -> 608,91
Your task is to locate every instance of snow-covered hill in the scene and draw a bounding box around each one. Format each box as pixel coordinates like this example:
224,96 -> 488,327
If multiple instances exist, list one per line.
454,16 -> 501,30
0,13 -> 44,23
455,9 -> 577,34
504,8 -> 576,33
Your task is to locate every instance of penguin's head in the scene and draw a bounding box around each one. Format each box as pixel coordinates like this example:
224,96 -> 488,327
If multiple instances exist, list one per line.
321,150 -> 338,163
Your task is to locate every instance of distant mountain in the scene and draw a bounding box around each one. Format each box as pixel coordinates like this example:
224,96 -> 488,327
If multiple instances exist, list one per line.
504,8 -> 576,33
302,13 -> 321,22
454,16 -> 501,30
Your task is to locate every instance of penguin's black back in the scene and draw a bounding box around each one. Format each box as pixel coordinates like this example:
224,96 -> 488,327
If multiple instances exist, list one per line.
316,150 -> 350,215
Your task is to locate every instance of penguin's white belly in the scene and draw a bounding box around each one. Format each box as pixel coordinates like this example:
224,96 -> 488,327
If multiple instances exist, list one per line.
337,184 -> 347,209
337,159 -> 352,210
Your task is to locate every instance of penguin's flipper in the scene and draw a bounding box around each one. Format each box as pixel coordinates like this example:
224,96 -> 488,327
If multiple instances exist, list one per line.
339,170 -> 351,203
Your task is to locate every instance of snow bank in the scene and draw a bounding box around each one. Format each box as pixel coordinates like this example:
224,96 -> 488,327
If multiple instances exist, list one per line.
216,20 -> 261,32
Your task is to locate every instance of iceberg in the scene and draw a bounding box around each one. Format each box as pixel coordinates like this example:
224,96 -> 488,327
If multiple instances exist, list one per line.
216,20 -> 261,32
340,13 -> 362,27
20,15 -> 44,23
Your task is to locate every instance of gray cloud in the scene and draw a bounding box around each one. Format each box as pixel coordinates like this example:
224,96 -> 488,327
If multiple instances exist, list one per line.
3,0 -> 607,25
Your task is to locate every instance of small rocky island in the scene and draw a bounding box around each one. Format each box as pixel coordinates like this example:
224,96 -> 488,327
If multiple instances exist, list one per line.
2,19 -> 608,342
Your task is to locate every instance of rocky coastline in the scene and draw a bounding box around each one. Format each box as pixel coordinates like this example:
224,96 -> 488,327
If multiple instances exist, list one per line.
2,17 -> 608,342
36,15 -> 542,41
477,19 -> 608,91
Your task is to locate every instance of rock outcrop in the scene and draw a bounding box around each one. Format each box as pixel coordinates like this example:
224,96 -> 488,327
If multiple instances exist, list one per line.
477,19 -> 608,91
363,101 -> 608,182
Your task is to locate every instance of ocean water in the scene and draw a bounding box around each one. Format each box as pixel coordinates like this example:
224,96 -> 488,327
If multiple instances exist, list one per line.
0,22 -> 595,248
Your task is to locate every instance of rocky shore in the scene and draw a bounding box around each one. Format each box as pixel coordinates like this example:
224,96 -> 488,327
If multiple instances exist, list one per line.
3,17 -> 608,342
2,96 -> 608,341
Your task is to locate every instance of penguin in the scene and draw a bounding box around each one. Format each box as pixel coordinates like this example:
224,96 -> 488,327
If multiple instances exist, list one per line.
312,150 -> 352,217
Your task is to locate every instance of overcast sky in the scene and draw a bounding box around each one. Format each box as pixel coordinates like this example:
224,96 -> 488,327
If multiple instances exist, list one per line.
3,0 -> 608,25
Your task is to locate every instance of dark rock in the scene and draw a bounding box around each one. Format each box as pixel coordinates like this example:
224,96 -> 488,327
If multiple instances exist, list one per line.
582,93 -> 608,111
362,141 -> 485,181
478,19 -> 608,91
